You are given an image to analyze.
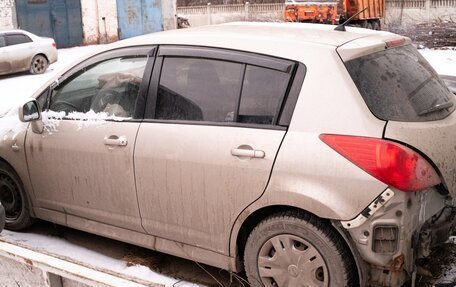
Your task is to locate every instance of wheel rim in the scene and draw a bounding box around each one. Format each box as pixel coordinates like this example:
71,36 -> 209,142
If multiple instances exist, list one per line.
257,234 -> 329,287
33,56 -> 47,73
0,172 -> 22,222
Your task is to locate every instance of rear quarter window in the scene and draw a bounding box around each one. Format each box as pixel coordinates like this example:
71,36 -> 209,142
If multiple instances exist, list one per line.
345,45 -> 455,122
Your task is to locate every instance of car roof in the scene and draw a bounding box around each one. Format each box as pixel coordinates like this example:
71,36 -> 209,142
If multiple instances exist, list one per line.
115,22 -> 395,49
0,29 -> 38,39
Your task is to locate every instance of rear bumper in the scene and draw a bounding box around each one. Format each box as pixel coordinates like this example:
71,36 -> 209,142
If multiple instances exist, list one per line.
342,188 -> 453,286
0,203 -> 5,233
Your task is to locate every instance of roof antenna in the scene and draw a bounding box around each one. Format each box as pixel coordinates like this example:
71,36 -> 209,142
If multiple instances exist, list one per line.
334,7 -> 369,32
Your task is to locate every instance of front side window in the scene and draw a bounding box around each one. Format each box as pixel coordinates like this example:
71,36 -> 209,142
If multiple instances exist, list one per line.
7,34 -> 32,46
50,56 -> 148,118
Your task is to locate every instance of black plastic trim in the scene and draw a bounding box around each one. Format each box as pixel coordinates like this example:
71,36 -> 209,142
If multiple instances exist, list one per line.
158,45 -> 294,73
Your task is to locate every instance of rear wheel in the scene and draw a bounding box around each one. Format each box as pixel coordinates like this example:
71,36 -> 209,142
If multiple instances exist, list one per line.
0,162 -> 34,230
244,211 -> 357,287
30,54 -> 48,75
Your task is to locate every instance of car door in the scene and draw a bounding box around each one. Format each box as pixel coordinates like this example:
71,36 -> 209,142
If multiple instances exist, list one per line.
5,33 -> 34,73
0,35 -> 11,74
134,46 -> 296,254
25,47 -> 155,232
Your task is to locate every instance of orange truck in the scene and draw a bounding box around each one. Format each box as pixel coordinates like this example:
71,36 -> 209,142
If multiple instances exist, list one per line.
284,0 -> 384,29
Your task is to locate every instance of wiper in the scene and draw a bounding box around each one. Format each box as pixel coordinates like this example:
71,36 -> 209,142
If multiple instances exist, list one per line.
418,101 -> 454,116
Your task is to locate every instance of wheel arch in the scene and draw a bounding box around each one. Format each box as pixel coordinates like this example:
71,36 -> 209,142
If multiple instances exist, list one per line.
0,156 -> 36,219
231,204 -> 362,284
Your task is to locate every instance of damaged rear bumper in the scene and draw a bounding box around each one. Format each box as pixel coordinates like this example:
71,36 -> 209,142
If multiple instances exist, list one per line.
341,187 -> 455,286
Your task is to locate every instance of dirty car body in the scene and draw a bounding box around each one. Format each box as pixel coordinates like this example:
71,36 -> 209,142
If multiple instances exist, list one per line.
0,23 -> 455,286
0,29 -> 57,76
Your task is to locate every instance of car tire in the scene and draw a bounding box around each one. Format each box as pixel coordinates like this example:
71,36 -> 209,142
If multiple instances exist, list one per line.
244,211 -> 358,287
0,161 -> 34,230
30,54 -> 48,75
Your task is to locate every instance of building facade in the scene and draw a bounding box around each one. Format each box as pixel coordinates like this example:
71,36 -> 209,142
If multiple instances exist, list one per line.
0,0 -> 176,48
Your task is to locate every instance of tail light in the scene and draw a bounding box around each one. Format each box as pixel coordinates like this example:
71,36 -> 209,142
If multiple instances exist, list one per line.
52,42 -> 56,48
319,134 -> 441,192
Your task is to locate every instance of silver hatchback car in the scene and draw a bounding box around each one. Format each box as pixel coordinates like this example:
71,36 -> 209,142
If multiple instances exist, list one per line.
0,29 -> 58,75
0,23 -> 455,287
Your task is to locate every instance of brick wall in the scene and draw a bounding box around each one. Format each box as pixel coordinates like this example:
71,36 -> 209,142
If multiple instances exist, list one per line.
0,0 -> 16,29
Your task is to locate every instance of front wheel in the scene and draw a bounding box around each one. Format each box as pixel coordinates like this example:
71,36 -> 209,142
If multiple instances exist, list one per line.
0,162 -> 34,230
244,211 -> 358,287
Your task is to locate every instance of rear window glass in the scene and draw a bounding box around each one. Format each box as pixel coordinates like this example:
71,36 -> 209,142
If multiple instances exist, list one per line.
345,44 -> 455,122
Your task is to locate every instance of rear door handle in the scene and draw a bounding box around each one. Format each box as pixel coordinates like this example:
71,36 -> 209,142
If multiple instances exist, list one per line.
231,148 -> 265,159
104,135 -> 127,147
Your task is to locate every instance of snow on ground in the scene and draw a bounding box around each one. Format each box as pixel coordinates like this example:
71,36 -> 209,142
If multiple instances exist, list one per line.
0,224 -> 201,287
0,45 -> 102,117
420,48 -> 456,77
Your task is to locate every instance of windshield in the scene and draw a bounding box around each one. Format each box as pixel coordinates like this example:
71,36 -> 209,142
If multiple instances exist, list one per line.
345,44 -> 455,122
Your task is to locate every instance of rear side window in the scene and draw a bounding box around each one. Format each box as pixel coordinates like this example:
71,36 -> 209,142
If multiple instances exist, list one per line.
157,58 -> 243,122
0,36 -> 5,47
239,65 -> 290,125
156,55 -> 292,126
7,34 -> 32,46
345,44 -> 455,122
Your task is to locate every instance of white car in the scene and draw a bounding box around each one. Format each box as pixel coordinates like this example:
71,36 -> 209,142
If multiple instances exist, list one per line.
0,29 -> 58,76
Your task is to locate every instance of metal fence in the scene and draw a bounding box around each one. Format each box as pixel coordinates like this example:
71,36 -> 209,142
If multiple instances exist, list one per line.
177,3 -> 284,16
386,0 -> 426,8
431,0 -> 456,7
386,0 -> 456,8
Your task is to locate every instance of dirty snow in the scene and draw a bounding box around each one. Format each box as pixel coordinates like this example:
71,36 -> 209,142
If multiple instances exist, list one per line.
0,227 -> 200,287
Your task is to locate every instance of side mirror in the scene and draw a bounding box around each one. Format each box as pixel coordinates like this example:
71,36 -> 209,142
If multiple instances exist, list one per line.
18,99 -> 43,134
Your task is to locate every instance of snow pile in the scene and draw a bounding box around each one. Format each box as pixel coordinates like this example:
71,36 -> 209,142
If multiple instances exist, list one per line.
41,110 -> 65,133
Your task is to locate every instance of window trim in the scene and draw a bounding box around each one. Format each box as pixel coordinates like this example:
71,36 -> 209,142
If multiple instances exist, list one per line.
46,46 -> 157,121
158,45 -> 294,73
146,45 -> 302,129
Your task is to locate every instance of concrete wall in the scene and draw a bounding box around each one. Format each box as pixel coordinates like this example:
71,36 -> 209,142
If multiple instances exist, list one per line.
177,3 -> 284,27
80,0 -> 119,45
163,0 -> 178,31
0,0 -> 16,29
385,0 -> 456,26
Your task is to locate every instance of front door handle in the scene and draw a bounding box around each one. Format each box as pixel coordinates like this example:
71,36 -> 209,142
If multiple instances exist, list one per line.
104,135 -> 128,147
231,148 -> 265,159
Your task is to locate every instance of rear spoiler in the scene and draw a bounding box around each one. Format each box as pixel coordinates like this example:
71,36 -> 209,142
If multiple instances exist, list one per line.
337,34 -> 412,62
